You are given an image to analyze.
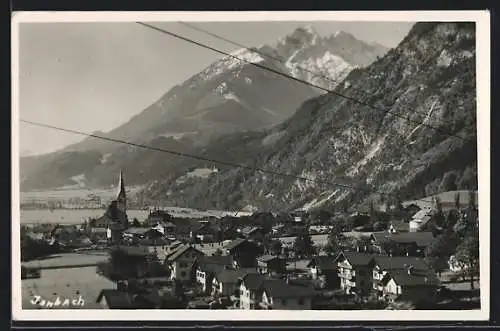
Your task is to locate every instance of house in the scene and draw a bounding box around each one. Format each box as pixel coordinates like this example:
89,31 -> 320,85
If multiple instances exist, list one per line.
96,289 -> 134,309
306,256 -> 340,289
212,268 -> 258,297
409,209 -> 433,232
387,220 -> 409,233
193,255 -> 233,294
256,255 -> 286,276
165,245 -> 205,282
376,267 -> 441,303
224,238 -> 263,268
370,231 -> 435,257
144,210 -> 172,227
337,251 -> 376,296
123,227 -> 151,241
50,225 -> 80,246
371,255 -> 434,294
238,226 -> 265,241
238,273 -> 266,309
192,222 -> 220,243
138,237 -> 171,261
108,222 -> 126,244
258,278 -> 317,310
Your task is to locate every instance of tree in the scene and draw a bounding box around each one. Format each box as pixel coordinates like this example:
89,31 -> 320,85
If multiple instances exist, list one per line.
454,227 -> 480,289
445,210 -> 459,230
270,240 -> 283,256
425,231 -> 459,277
454,192 -> 461,210
132,218 -> 141,227
368,200 -> 375,217
293,229 -> 315,259
468,190 -> 477,209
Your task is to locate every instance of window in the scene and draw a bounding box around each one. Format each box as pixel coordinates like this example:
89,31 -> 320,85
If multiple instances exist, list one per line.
180,262 -> 188,268
358,270 -> 365,276
181,271 -> 186,277
281,299 -> 287,306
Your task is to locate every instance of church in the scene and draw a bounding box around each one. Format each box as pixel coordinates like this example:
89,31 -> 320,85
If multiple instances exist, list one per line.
89,170 -> 129,243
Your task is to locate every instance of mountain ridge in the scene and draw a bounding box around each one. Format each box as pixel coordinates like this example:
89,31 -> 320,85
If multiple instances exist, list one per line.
21,25 -> 387,191
138,22 -> 478,212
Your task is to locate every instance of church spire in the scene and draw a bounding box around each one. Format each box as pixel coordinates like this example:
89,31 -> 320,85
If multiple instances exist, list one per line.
116,169 -> 126,213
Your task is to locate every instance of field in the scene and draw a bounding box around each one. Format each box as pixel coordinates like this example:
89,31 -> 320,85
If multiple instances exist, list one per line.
21,186 -> 144,203
20,207 -> 252,225
403,190 -> 478,210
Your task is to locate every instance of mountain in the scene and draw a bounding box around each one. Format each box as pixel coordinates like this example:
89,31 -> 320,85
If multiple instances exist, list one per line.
20,26 -> 386,191
140,22 -> 478,212
275,26 -> 388,90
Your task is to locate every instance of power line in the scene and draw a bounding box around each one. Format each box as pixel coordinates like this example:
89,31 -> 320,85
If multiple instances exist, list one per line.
136,22 -> 469,142
178,21 -> 443,118
20,119 -> 465,208
20,119 -> 383,196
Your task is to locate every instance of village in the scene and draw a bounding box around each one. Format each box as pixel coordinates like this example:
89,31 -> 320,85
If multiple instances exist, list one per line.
20,171 -> 480,310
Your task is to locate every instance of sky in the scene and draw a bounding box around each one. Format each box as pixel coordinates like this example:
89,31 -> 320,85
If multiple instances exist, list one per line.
18,21 -> 414,156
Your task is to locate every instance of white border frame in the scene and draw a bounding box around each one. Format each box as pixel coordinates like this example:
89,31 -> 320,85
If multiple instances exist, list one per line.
11,10 -> 491,321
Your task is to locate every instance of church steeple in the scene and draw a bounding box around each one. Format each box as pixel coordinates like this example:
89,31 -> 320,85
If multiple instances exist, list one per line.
116,169 -> 126,213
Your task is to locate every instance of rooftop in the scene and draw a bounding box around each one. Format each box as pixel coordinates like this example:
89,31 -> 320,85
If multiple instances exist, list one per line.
371,231 -> 435,247
339,251 -> 377,266
96,289 -> 134,309
373,256 -> 431,271
257,255 -> 280,263
383,269 -> 441,287
306,255 -> 338,270
263,279 -> 317,299
215,268 -> 257,283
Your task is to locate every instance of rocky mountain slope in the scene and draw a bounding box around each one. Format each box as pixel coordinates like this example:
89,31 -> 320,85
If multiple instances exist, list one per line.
21,26 -> 386,191
140,22 -> 478,212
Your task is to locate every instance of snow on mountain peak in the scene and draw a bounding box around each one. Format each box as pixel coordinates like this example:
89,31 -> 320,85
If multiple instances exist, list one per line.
201,48 -> 265,81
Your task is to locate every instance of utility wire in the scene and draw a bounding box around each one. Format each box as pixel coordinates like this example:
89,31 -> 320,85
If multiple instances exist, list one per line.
178,21 -> 444,118
20,119 -> 382,196
20,119 -> 462,207
136,22 -> 470,142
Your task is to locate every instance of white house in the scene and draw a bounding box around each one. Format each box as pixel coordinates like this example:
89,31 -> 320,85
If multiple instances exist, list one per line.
165,245 -> 204,282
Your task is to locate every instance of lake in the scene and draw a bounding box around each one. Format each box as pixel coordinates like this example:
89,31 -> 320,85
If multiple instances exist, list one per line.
20,207 -> 252,225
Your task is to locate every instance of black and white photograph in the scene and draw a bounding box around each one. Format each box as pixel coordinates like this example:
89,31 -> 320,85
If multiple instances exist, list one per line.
12,11 -> 490,321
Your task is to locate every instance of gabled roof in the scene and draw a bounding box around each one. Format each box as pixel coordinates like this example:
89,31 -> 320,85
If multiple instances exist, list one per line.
339,251 -> 376,267
124,227 -> 151,235
196,255 -> 233,275
413,209 -> 432,220
96,289 -> 133,308
240,273 -> 266,291
306,255 -> 338,270
383,269 -> 441,287
214,268 -> 257,283
167,245 -> 204,262
257,255 -> 280,263
262,279 -> 317,299
371,231 -> 435,247
138,237 -> 170,246
224,238 -> 247,251
241,226 -> 263,235
197,255 -> 233,266
373,256 -> 431,272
